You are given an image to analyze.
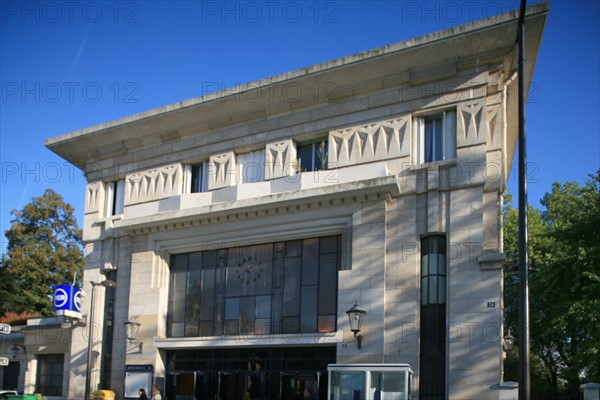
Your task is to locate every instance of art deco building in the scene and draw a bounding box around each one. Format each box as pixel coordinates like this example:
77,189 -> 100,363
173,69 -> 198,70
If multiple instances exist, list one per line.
46,4 -> 547,399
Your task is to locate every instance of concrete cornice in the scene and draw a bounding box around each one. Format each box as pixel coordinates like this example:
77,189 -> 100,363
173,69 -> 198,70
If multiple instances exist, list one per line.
113,175 -> 400,235
45,3 -> 548,168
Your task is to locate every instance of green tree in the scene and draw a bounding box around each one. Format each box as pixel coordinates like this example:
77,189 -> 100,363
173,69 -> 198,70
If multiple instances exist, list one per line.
0,189 -> 84,316
503,170 -> 600,392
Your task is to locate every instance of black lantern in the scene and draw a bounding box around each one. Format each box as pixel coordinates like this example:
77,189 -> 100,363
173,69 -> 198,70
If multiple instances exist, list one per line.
10,344 -> 26,359
503,329 -> 515,352
345,302 -> 366,349
124,318 -> 143,353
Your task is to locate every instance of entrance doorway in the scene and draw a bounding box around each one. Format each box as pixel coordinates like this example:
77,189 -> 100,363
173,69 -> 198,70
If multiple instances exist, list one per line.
165,346 -> 334,400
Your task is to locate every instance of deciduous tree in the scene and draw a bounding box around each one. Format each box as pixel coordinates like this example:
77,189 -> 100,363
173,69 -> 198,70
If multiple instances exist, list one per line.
503,170 -> 600,392
0,189 -> 83,316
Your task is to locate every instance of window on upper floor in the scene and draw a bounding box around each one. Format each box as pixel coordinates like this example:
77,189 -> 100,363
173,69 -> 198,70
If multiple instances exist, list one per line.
414,110 -> 456,163
297,140 -> 328,172
105,180 -> 124,216
184,162 -> 208,193
238,149 -> 265,184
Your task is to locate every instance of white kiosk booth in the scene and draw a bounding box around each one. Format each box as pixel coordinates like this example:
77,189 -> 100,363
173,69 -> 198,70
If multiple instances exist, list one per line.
327,364 -> 413,400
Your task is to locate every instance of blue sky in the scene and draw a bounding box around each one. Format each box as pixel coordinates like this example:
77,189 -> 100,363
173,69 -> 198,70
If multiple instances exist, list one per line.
1,0 -> 599,248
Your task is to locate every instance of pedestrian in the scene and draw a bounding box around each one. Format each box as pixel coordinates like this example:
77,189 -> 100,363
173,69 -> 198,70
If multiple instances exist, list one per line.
138,388 -> 148,400
304,387 -> 315,400
150,384 -> 162,400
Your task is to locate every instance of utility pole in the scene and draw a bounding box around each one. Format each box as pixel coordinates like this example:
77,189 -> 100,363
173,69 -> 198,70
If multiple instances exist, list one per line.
517,0 -> 531,398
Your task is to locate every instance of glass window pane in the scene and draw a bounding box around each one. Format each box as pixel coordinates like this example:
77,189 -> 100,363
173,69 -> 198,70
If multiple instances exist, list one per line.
224,320 -> 239,335
172,270 -> 187,322
285,240 -> 302,257
317,315 -> 336,332
282,317 -> 299,334
283,257 -> 301,316
421,255 -> 428,277
429,276 -> 438,304
227,244 -> 272,296
370,372 -> 405,397
439,256 -> 446,276
315,141 -> 328,171
191,163 -> 203,193
171,322 -> 185,337
225,297 -> 239,320
172,253 -> 189,270
200,266 -> 215,321
439,276 -> 446,304
302,238 -> 319,285
421,277 -> 428,305
428,254 -> 438,275
320,236 -> 339,254
318,254 -> 337,315
301,286 -> 317,332
297,144 -> 315,172
331,372 -> 365,400
255,318 -> 271,335
240,296 -> 256,334
256,295 -> 271,319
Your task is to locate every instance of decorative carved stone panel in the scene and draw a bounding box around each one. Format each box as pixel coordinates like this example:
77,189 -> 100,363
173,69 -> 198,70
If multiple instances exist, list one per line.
486,104 -> 502,151
328,116 -> 410,167
457,102 -> 488,147
208,152 -> 236,190
85,181 -> 104,214
265,140 -> 297,180
125,163 -> 183,205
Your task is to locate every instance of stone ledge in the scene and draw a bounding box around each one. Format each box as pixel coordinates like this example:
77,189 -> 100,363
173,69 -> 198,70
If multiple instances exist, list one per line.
479,250 -> 506,269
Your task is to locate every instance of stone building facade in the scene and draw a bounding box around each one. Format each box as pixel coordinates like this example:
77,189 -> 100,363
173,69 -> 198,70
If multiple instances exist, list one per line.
46,4 -> 547,399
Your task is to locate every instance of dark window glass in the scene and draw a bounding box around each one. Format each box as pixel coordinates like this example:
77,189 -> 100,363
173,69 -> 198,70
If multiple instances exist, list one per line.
300,285 -> 318,332
297,140 -> 328,172
425,117 -> 443,162
318,254 -> 337,315
420,235 -> 446,399
283,256 -> 301,317
302,239 -> 319,285
191,164 -> 204,193
36,354 -> 64,396
168,236 -> 340,337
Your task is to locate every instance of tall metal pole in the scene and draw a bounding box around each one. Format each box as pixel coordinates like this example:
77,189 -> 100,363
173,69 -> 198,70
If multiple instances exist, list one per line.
84,283 -> 97,400
517,0 -> 531,399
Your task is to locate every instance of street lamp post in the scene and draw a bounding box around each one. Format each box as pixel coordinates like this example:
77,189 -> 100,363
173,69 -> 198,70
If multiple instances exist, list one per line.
84,280 -> 117,400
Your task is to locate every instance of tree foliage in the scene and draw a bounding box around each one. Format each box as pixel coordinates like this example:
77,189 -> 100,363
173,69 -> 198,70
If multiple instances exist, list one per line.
503,170 -> 600,392
0,189 -> 84,316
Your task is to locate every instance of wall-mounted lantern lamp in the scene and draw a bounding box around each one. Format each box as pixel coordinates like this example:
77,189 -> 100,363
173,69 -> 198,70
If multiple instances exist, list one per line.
503,329 -> 515,352
10,344 -> 26,359
124,318 -> 143,353
345,302 -> 366,349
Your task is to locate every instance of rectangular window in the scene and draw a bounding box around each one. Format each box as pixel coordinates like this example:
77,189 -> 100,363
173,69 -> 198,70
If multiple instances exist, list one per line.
105,180 -> 124,216
184,162 -> 208,193
36,354 -> 64,396
167,236 -> 340,337
414,111 -> 456,163
420,235 -> 447,400
297,140 -> 328,172
238,149 -> 265,183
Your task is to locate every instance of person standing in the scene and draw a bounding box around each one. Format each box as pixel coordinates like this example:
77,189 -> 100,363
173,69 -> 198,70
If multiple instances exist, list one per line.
138,388 -> 148,400
150,384 -> 162,400
304,387 -> 315,400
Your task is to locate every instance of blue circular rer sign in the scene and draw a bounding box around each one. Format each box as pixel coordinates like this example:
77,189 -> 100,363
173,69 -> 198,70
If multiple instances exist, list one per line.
53,285 -> 82,319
